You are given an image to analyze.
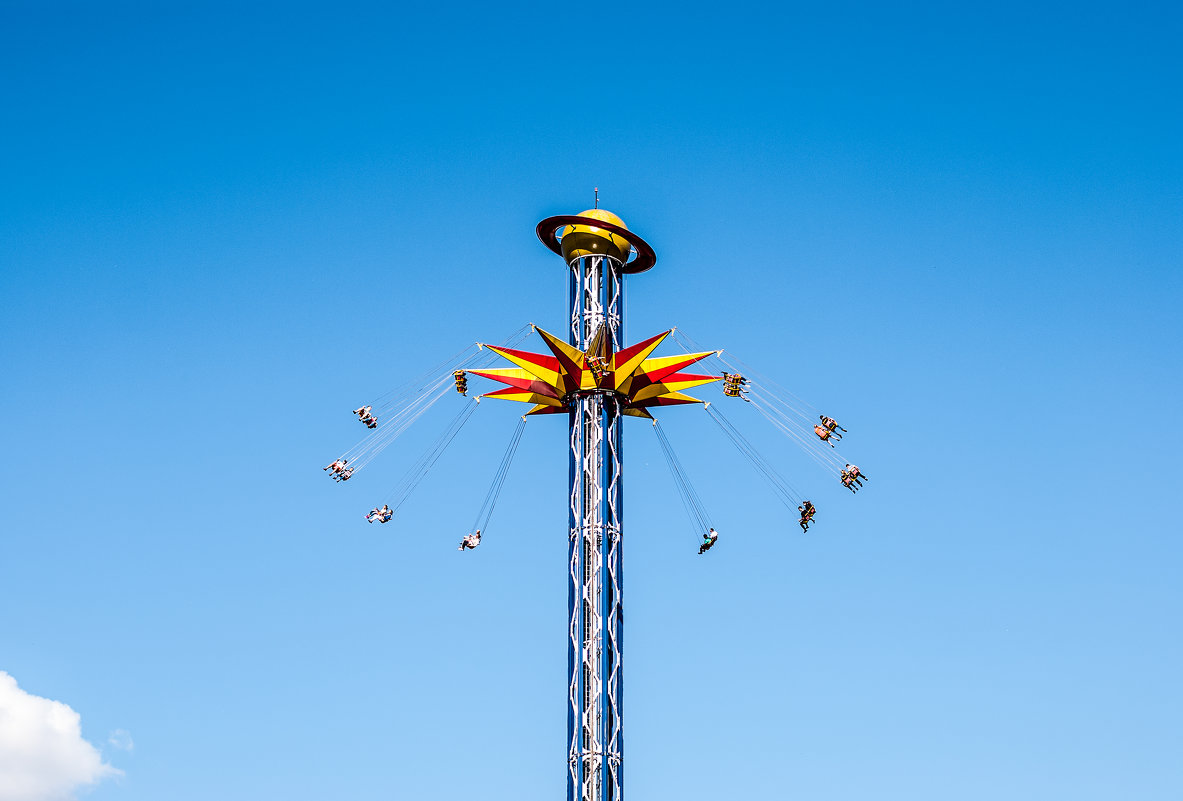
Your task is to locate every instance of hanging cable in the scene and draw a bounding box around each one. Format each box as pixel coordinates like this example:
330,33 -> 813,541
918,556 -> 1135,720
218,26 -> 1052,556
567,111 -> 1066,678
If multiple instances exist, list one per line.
367,343 -> 477,413
469,416 -> 528,535
329,323 -> 534,477
672,328 -> 822,424
673,327 -> 850,477
673,327 -> 823,430
384,397 -> 481,516
746,390 -> 846,476
368,323 -> 533,413
704,403 -> 805,513
651,419 -> 712,538
341,374 -> 454,471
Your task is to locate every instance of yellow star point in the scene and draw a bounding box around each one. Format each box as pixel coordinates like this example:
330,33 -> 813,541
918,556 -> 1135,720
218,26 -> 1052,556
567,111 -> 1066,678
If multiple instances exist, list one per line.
476,326 -> 719,416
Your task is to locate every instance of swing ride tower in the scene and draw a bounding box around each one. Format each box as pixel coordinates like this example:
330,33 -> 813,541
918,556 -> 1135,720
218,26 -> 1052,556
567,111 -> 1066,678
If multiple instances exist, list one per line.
541,210 -> 652,801
329,201 -> 869,800
469,208 -> 717,800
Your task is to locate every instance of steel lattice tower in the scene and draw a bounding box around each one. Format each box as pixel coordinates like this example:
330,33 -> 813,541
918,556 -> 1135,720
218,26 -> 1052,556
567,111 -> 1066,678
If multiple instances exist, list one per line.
341,201 -> 851,800
474,208 -> 713,801
541,208 -> 653,801
565,241 -> 627,801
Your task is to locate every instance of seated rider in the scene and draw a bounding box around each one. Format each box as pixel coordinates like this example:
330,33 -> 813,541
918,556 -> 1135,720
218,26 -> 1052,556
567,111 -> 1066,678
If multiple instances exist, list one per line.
587,356 -> 611,381
366,504 -> 392,524
819,415 -> 845,440
798,501 -> 815,531
338,467 -> 354,481
458,529 -> 482,551
698,528 -> 719,554
324,458 -> 346,474
722,373 -> 750,400
845,464 -> 866,485
814,425 -> 835,446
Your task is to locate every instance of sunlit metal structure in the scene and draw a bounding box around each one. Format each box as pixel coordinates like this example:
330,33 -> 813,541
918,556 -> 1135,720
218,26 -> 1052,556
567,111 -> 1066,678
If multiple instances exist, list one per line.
329,200 -> 865,799
553,211 -> 634,801
470,209 -> 717,801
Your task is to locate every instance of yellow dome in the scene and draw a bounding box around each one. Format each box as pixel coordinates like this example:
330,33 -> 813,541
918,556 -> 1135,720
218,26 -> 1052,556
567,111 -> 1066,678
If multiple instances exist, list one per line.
559,209 -> 634,264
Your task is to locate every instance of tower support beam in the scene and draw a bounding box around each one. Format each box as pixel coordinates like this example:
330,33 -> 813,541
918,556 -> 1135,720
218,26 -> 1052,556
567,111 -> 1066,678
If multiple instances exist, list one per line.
567,253 -> 625,801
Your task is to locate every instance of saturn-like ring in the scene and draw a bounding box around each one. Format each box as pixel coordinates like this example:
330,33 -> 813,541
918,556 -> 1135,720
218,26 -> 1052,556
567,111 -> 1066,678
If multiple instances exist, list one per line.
536,215 -> 657,274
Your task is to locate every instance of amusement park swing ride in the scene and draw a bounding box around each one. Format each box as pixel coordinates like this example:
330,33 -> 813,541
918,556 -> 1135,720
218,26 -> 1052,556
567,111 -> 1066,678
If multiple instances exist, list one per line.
323,201 -> 868,801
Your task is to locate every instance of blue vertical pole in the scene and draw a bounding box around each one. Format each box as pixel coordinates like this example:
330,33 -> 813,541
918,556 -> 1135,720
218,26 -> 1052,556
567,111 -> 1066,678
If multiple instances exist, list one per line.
567,253 -> 626,801
602,265 -> 624,800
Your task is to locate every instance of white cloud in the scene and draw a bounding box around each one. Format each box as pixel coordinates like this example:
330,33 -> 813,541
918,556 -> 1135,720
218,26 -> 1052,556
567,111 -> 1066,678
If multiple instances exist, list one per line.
0,671 -> 121,801
106,730 -> 133,753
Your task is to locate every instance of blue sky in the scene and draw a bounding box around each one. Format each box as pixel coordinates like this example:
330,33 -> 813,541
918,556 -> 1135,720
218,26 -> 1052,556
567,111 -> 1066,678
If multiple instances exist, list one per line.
1,2 -> 1180,799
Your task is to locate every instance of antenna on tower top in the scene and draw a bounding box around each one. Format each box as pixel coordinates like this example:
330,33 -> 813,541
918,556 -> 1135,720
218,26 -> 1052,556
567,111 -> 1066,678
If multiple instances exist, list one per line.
594,187 -> 599,209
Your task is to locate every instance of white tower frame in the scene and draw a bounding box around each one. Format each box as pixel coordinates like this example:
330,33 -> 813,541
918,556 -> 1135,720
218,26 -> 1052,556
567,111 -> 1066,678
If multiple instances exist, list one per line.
566,252 -> 626,801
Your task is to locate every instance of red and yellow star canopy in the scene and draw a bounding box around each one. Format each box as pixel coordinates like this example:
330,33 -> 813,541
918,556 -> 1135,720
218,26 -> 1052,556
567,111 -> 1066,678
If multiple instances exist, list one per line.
471,325 -> 719,418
